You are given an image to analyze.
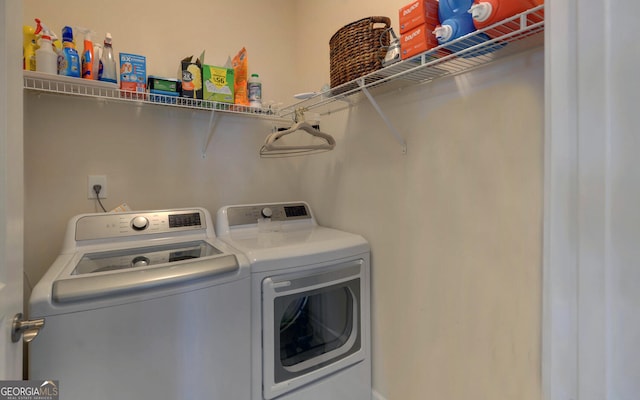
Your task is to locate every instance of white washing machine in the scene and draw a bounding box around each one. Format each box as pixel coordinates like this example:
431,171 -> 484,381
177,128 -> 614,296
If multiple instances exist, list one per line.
29,208 -> 251,400
215,201 -> 371,400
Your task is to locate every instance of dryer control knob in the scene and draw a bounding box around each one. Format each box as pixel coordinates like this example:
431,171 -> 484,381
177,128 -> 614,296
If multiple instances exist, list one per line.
131,216 -> 149,231
261,207 -> 273,218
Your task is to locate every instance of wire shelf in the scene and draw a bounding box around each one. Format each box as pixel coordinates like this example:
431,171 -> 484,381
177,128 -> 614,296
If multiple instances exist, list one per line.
23,70 -> 287,121
280,4 -> 544,118
23,5 -> 543,125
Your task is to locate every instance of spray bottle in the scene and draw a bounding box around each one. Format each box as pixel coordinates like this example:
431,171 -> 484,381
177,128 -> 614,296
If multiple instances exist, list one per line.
99,33 -> 117,84
51,32 -> 62,57
34,19 -> 58,75
23,24 -> 38,71
92,42 -> 102,80
58,26 -> 81,78
76,27 -> 96,79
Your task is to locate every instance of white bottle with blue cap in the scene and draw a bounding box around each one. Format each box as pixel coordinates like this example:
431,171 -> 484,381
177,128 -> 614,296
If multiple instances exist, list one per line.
248,73 -> 262,109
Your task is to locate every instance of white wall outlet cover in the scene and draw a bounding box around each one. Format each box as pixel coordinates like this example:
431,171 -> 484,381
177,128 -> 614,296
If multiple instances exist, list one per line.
88,175 -> 108,199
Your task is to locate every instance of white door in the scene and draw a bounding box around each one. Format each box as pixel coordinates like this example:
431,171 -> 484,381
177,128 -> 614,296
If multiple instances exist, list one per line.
0,0 -> 25,380
544,0 -> 640,399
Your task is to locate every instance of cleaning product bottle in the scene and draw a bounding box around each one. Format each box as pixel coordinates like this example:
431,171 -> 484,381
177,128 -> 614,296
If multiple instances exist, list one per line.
34,19 -> 58,75
92,42 -> 102,80
58,26 -> 81,78
99,33 -> 117,84
434,0 -> 477,44
248,73 -> 262,108
23,24 -> 38,71
51,32 -> 63,57
468,0 -> 532,37
76,27 -> 96,79
433,0 -> 498,56
526,0 -> 544,23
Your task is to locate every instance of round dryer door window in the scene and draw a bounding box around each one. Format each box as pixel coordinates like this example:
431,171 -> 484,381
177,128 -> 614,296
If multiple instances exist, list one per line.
262,260 -> 364,390
278,285 -> 355,369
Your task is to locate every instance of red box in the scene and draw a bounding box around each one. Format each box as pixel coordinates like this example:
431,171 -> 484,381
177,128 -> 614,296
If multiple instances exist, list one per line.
399,0 -> 439,34
400,23 -> 439,60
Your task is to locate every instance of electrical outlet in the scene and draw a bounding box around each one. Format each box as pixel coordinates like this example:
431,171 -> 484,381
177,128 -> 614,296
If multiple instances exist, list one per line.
88,175 -> 108,199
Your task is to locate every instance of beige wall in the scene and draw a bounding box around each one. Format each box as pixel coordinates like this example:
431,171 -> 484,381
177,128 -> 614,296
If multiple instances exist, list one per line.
299,50 -> 544,399
23,1 -> 543,399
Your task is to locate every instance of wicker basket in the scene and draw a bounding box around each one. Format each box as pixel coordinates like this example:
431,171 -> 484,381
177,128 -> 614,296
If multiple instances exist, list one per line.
329,16 -> 391,89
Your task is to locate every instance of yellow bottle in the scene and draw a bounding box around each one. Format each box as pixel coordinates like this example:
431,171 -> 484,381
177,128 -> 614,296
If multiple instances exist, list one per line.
23,25 -> 38,71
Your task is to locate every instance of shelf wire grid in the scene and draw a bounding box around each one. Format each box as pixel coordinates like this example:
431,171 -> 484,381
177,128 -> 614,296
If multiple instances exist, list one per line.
23,74 -> 287,121
280,4 -> 544,118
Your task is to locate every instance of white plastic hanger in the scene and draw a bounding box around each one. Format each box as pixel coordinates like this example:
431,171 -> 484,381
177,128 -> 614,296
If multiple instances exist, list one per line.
260,109 -> 336,158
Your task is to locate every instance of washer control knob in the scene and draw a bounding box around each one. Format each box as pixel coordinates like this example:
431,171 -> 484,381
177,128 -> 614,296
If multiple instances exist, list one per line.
131,216 -> 149,231
261,207 -> 273,219
131,256 -> 150,268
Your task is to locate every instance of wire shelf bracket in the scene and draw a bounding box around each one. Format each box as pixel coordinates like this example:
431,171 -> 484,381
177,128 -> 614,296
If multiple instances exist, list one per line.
201,108 -> 219,158
357,79 -> 407,155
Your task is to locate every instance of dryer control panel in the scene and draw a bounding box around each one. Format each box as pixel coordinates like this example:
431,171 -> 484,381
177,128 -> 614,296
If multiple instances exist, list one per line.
225,202 -> 311,227
75,209 -> 207,241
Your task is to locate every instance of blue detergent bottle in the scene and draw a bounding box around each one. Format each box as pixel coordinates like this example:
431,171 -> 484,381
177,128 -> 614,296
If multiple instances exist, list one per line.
434,0 -> 501,57
58,26 -> 81,77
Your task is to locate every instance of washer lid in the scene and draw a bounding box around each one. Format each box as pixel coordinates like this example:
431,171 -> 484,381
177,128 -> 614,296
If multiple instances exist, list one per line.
72,240 -> 222,275
53,250 -> 239,305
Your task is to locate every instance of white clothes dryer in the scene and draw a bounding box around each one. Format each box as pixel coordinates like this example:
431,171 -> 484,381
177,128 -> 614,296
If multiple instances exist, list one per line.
215,201 -> 371,400
29,208 -> 251,400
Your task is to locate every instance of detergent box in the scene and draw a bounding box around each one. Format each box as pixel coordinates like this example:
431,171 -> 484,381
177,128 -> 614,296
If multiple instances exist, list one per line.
179,55 -> 203,99
401,23 -> 440,60
119,53 -> 146,93
148,76 -> 180,104
399,0 -> 439,34
148,76 -> 180,93
202,65 -> 235,103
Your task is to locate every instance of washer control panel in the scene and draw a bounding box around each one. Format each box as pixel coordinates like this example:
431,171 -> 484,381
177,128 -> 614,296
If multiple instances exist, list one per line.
225,203 -> 311,227
75,209 -> 205,241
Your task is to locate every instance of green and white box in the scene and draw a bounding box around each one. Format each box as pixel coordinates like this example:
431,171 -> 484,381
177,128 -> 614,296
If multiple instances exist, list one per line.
203,65 -> 235,103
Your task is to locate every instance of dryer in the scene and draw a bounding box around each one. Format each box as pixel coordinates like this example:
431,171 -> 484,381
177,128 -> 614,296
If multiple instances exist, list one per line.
215,201 -> 371,400
29,208 -> 251,400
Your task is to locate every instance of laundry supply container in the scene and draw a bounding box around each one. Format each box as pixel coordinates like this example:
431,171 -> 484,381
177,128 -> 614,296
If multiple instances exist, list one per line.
329,16 -> 391,92
469,0 -> 539,38
434,0 -> 502,57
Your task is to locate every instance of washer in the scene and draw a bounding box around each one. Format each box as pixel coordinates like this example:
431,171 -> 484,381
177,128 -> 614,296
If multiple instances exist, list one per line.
29,208 -> 251,400
215,201 -> 371,400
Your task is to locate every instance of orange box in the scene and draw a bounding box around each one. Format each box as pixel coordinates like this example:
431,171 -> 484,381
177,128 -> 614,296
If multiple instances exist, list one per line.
400,23 -> 439,60
399,0 -> 439,34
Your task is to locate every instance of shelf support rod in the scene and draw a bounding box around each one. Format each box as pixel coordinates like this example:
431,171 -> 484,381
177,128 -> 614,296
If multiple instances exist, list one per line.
202,108 -> 219,158
357,79 -> 407,154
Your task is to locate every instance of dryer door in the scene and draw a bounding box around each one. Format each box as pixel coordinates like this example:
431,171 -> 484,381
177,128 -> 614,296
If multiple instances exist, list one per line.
262,260 -> 365,400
